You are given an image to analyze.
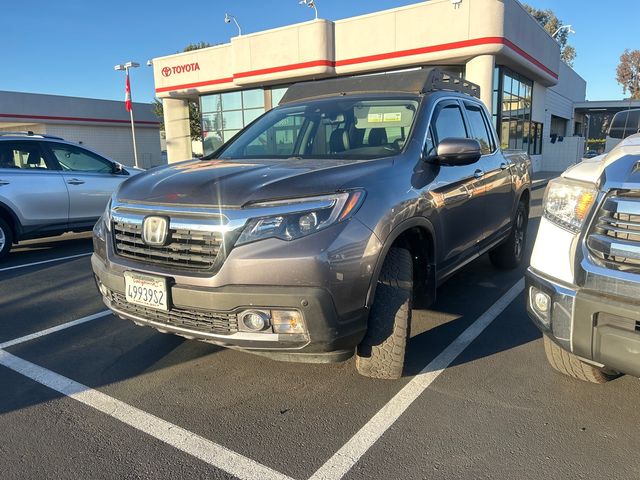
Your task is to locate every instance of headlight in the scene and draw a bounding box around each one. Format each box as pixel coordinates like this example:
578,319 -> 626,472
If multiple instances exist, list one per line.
543,178 -> 598,233
237,190 -> 365,245
104,197 -> 113,232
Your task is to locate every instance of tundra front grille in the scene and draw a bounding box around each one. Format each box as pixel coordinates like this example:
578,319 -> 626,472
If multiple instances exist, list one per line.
110,292 -> 238,335
113,221 -> 223,271
587,191 -> 640,273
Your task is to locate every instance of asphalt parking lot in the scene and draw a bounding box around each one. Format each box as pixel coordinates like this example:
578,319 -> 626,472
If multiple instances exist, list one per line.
2,185 -> 640,480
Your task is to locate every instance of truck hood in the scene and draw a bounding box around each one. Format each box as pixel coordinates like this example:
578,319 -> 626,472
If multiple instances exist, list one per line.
116,157 -> 391,207
563,134 -> 640,187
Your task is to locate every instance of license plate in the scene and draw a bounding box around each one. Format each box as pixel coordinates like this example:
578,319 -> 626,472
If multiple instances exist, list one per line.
124,272 -> 169,311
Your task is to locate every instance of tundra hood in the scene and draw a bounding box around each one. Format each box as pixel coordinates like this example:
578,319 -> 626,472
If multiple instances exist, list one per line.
564,134 -> 640,186
116,157 -> 391,207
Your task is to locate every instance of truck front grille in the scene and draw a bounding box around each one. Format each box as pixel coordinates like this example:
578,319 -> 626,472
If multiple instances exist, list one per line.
113,221 -> 223,271
110,292 -> 238,335
587,191 -> 640,273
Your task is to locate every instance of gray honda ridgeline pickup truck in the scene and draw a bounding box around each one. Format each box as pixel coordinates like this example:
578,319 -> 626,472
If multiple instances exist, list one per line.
92,69 -> 532,379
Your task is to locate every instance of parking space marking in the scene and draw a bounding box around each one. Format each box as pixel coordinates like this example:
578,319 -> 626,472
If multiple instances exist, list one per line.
0,310 -> 112,350
309,279 -> 525,480
0,350 -> 294,480
0,252 -> 92,273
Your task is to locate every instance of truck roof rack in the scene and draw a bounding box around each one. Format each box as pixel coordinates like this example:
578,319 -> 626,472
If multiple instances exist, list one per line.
0,131 -> 65,140
280,68 -> 481,105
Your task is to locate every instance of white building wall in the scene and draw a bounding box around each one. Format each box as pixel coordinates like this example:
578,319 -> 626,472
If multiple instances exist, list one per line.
43,124 -> 163,169
539,62 -> 587,171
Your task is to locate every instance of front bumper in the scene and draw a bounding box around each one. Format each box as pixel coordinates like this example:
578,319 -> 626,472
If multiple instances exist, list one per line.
526,267 -> 640,377
92,253 -> 366,363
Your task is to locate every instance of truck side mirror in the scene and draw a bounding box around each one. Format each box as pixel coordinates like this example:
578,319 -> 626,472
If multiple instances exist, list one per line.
434,138 -> 482,165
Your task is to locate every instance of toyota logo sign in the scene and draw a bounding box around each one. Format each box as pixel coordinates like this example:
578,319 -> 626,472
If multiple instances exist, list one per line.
160,63 -> 200,78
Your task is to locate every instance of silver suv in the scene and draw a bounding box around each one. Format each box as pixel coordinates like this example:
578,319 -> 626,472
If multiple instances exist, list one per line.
0,132 -> 141,259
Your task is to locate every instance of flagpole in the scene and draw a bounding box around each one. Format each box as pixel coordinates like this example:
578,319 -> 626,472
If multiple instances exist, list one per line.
114,61 -> 140,168
126,67 -> 139,168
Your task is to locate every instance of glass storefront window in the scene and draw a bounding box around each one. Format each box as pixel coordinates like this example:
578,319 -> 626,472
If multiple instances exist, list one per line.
271,87 -> 288,107
222,110 -> 244,130
221,91 -> 242,111
201,89 -> 268,155
243,108 -> 264,125
243,89 -> 264,109
492,66 -> 540,155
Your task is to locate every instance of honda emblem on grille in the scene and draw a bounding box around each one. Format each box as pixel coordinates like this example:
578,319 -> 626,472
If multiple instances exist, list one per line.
142,216 -> 169,246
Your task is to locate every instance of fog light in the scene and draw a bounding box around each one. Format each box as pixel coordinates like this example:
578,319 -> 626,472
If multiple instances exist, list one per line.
272,310 -> 305,334
534,291 -> 551,313
529,287 -> 551,326
240,310 -> 271,332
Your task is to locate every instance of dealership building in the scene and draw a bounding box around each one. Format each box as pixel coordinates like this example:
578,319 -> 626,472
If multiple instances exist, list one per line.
152,0 -> 586,172
0,91 -> 163,168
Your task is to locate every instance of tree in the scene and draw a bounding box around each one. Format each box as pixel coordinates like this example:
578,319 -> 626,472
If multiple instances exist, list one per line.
181,41 -> 215,53
522,4 -> 576,67
616,49 -> 640,99
153,42 -> 216,140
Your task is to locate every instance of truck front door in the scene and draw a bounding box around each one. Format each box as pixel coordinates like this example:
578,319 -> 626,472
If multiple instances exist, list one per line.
421,100 -> 485,274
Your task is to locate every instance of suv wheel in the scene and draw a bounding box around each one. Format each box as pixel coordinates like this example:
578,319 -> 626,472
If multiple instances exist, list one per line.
543,335 -> 618,384
356,248 -> 413,380
0,217 -> 13,260
489,200 -> 528,269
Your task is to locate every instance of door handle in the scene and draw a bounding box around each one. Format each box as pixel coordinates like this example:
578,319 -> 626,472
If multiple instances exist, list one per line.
0,180 -> 9,186
67,179 -> 85,185
474,169 -> 485,179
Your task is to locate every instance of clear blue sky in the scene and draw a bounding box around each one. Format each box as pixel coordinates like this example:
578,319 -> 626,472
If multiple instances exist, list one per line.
3,0 -> 637,103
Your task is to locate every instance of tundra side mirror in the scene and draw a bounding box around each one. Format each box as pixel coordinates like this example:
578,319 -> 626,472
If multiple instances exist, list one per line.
434,138 -> 482,165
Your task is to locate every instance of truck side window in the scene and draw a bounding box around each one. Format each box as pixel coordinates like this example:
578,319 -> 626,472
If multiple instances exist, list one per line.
433,104 -> 468,144
464,103 -> 495,155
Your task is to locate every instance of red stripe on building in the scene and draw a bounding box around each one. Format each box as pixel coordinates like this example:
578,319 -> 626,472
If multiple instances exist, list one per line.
155,36 -> 558,93
233,60 -> 335,79
155,77 -> 234,94
0,113 -> 159,126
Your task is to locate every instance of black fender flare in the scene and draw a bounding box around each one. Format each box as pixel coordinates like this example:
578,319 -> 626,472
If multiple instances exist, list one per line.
365,216 -> 437,309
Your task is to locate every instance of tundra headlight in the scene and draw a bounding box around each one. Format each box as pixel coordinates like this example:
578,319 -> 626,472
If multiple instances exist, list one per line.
543,178 -> 598,233
237,190 -> 365,245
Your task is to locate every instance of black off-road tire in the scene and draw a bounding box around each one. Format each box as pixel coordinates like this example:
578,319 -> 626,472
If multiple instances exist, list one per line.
0,217 -> 13,260
356,248 -> 413,380
490,200 -> 528,270
543,335 -> 617,384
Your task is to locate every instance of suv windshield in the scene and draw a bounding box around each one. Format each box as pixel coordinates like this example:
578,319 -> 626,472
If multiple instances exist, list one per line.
212,97 -> 419,161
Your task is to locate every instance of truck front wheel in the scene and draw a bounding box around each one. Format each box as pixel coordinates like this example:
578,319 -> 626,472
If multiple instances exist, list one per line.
543,335 -> 618,384
356,248 -> 413,380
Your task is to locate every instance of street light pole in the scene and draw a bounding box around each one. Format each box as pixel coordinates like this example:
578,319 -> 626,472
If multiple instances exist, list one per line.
114,61 -> 141,168
552,24 -> 575,39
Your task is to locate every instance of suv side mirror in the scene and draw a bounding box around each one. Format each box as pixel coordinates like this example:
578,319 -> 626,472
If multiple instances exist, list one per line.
112,162 -> 124,174
434,138 -> 482,165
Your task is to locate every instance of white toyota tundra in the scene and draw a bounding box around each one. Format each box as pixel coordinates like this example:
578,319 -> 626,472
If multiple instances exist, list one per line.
527,133 -> 640,383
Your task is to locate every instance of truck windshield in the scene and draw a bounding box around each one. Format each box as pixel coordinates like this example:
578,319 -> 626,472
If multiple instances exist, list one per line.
211,97 -> 419,160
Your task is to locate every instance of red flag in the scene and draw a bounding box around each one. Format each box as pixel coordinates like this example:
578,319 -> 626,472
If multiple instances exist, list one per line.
125,73 -> 132,112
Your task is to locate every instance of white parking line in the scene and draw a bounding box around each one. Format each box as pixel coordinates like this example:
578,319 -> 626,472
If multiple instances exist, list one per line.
0,310 -> 112,350
0,350 -> 294,480
309,279 -> 525,480
0,252 -> 92,272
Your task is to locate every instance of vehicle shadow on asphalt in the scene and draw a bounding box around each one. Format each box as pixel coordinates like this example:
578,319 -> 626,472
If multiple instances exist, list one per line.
2,234 -> 93,268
